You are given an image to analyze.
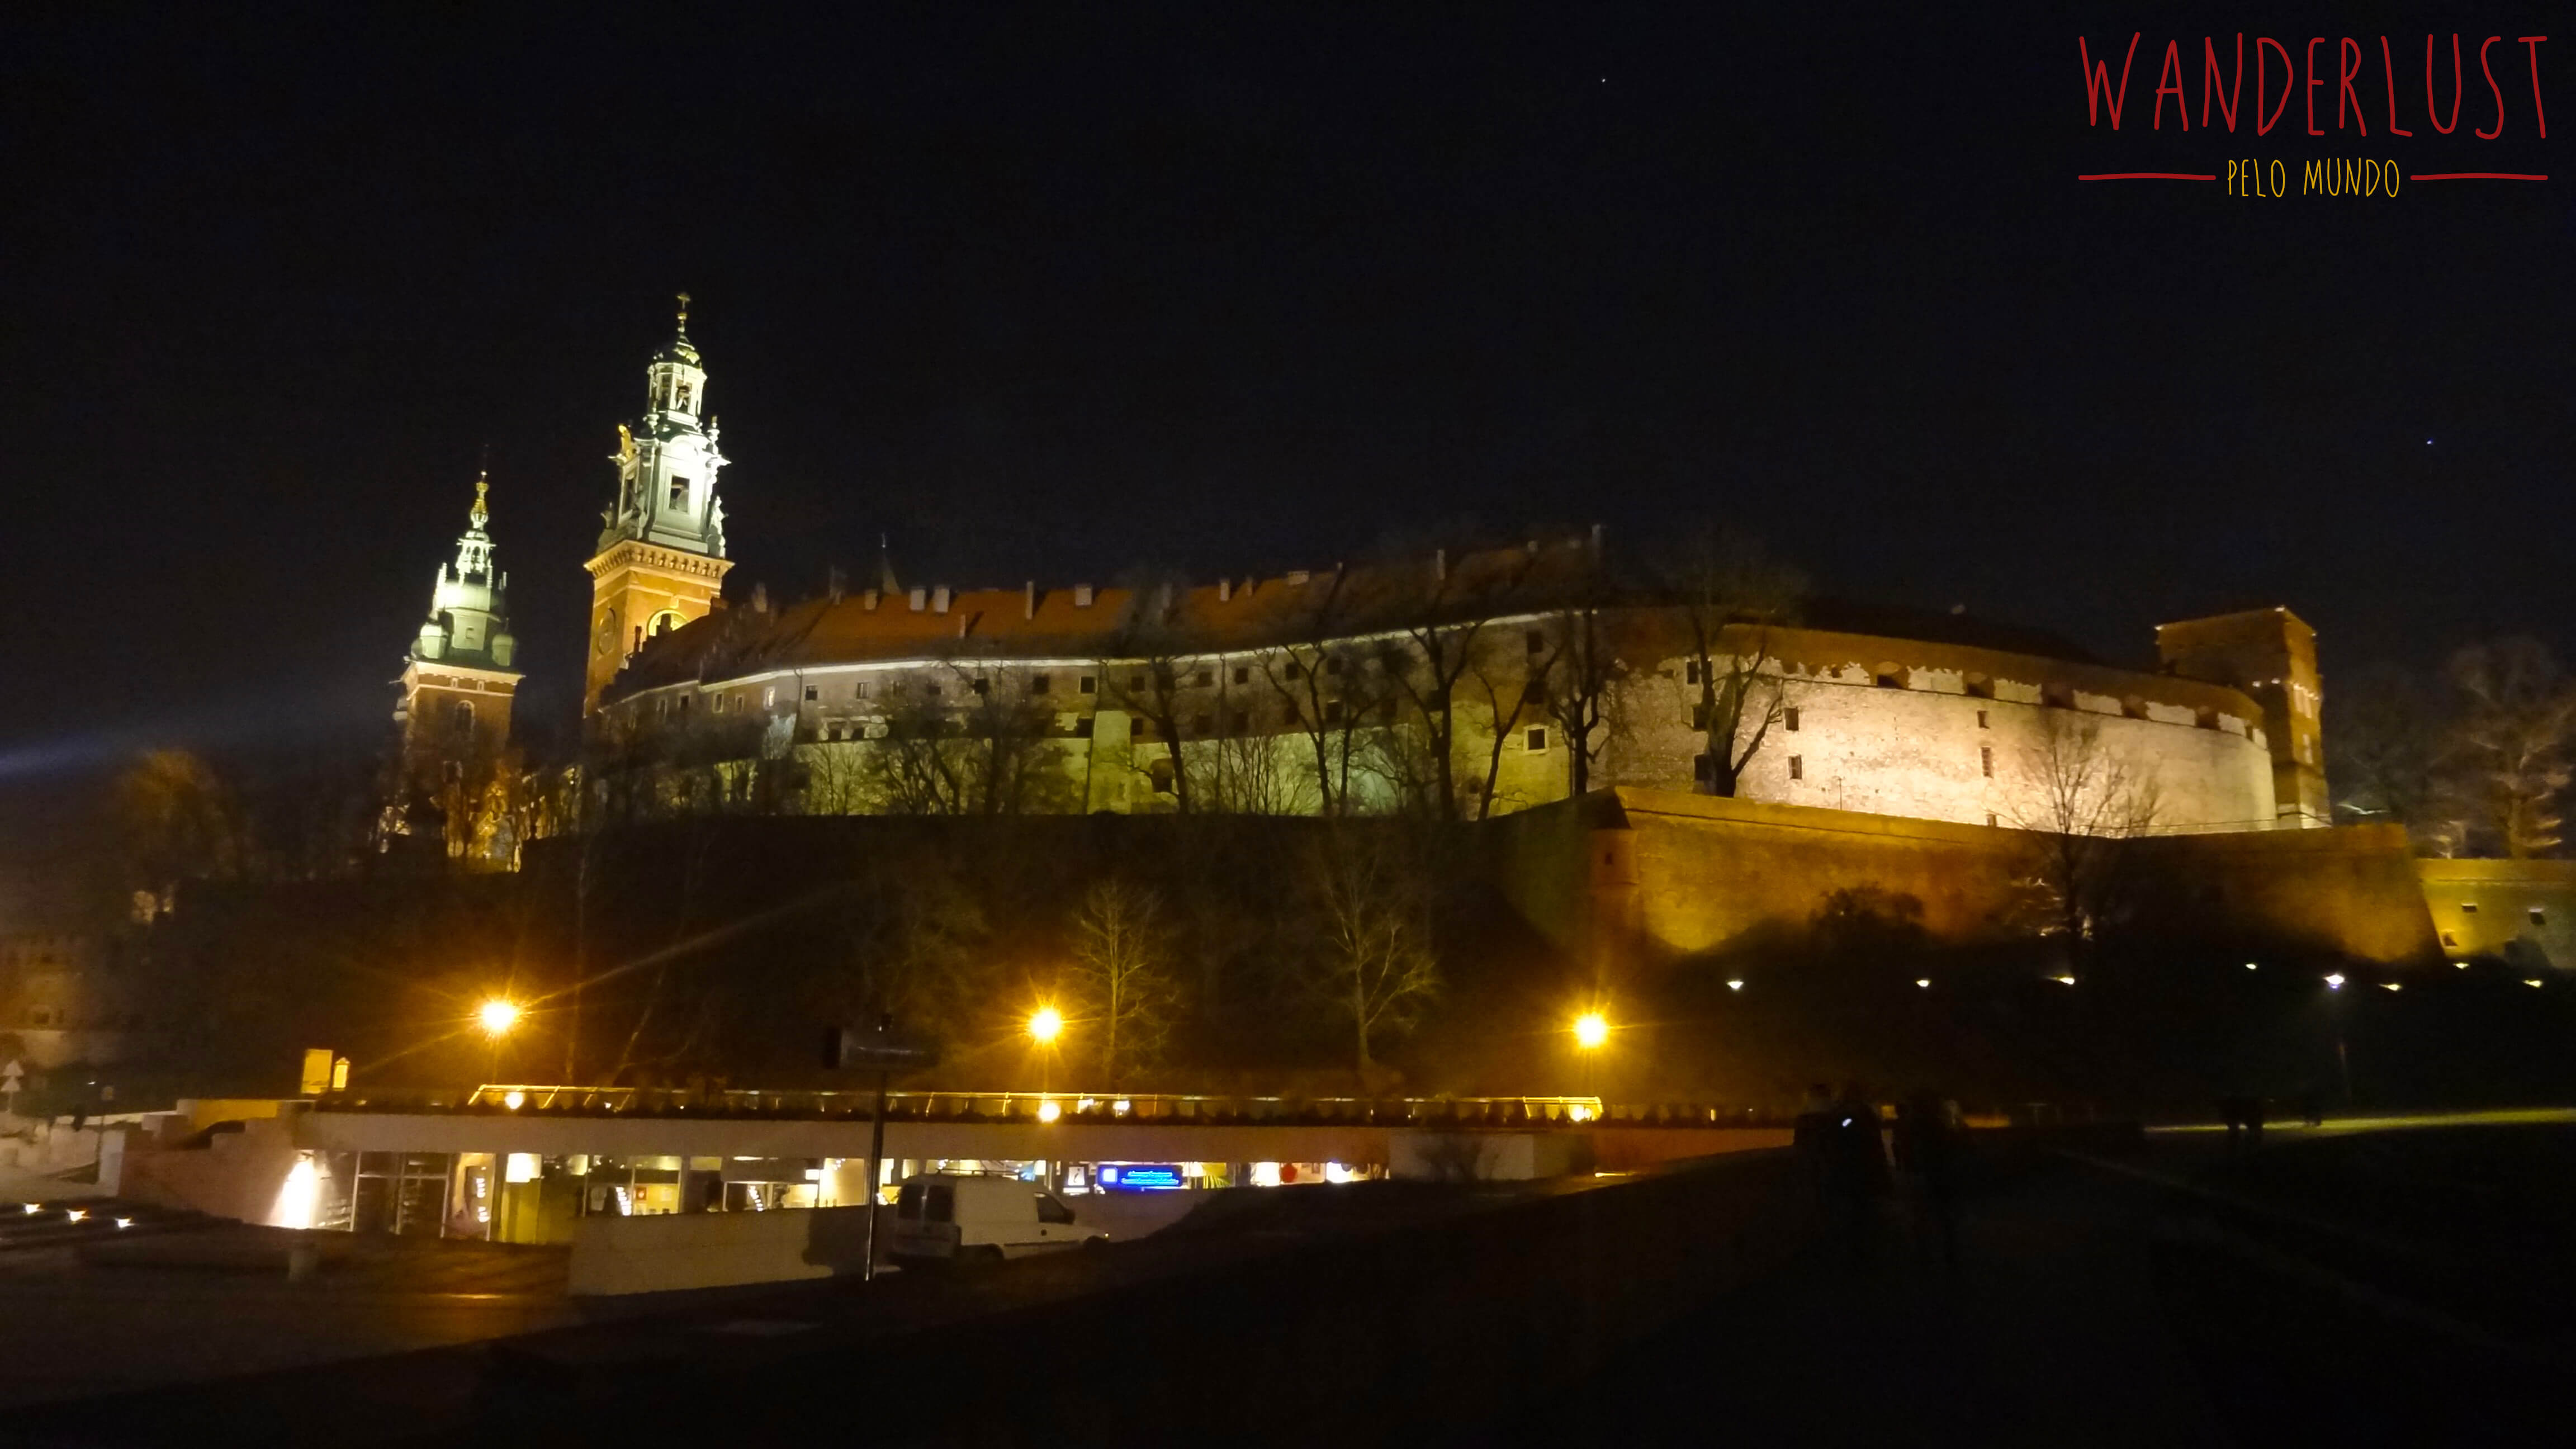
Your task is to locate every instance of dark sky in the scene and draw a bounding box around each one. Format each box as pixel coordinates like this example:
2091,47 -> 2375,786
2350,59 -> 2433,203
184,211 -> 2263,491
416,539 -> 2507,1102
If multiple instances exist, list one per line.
2,1 -> 2565,778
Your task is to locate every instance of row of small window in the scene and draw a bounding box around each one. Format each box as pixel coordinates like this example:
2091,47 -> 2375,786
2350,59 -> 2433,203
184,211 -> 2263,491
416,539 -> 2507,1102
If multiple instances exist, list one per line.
2453,903 -> 2548,924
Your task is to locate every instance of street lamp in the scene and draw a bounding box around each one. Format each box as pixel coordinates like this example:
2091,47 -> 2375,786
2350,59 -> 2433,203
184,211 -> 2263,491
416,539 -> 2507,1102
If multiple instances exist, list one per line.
1027,1006 -> 1063,1045
1573,1012 -> 1608,1050
479,999 -> 522,1036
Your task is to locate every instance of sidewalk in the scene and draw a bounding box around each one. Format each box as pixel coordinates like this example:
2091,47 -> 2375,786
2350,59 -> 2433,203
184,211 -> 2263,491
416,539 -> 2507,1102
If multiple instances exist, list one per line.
1527,1154 -> 2231,1447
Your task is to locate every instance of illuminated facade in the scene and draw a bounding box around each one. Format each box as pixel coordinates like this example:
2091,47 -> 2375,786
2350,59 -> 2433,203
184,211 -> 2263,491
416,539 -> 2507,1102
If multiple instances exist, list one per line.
587,543 -> 2304,836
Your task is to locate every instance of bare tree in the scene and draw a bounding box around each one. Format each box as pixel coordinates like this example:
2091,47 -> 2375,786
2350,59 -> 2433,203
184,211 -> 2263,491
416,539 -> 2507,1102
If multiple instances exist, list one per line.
1254,567 -> 1378,816
112,749 -> 249,898
1377,550 -> 1522,820
2444,638 -> 2576,858
855,667 -> 1074,816
1663,530 -> 1805,798
2329,661 -> 2462,852
1537,604 -> 1623,799
1101,576 -> 1206,813
1301,825 -> 1443,1073
1064,878 -> 1179,1089
2009,712 -> 2162,955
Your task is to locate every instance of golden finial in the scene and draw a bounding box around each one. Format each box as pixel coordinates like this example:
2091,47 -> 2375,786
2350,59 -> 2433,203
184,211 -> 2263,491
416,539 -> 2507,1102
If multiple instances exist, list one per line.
471,469 -> 490,528
676,291 -> 691,329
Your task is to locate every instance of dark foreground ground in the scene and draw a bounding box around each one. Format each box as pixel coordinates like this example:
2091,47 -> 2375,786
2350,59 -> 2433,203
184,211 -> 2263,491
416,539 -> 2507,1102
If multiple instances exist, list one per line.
1528,1114 -> 2576,1449
6,1115 -> 2568,1446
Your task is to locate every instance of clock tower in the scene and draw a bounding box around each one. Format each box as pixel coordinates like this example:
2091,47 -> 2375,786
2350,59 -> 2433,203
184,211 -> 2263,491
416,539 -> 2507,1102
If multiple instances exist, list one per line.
583,294 -> 735,713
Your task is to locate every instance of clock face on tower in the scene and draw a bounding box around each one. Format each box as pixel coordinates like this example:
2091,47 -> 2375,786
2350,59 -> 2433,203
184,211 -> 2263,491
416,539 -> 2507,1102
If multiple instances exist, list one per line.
593,609 -> 619,657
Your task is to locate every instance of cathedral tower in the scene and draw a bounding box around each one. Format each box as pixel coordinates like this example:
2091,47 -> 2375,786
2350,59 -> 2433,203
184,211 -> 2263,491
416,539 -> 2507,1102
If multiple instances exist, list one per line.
583,294 -> 735,713
397,471 -> 520,763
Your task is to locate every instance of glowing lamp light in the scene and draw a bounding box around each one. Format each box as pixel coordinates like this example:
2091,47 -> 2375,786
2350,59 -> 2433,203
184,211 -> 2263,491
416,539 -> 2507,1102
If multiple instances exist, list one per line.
2526,979 -> 2546,988
1915,979 -> 1931,989
114,1217 -> 132,1229
1573,1013 -> 1609,1050
1027,1006 -> 1063,1044
2052,975 -> 2077,987
502,1090 -> 526,1111
64,1210 -> 86,1223
2244,962 -> 2259,972
477,999 -> 522,1036
2379,983 -> 2403,993
1725,979 -> 1745,992
1036,1099 -> 1063,1123
1566,1103 -> 1593,1123
20,1204 -> 37,1215
2324,973 -> 2346,990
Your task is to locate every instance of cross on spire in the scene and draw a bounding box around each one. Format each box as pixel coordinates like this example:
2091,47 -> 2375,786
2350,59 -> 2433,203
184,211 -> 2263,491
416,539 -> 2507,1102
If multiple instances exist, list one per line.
676,291 -> 691,330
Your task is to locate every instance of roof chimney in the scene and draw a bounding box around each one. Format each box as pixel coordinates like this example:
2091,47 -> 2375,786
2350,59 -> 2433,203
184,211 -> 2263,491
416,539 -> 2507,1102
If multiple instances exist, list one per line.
1219,578 -> 1233,603
1024,581 -> 1037,619
1433,547 -> 1447,581
1074,584 -> 1094,608
908,587 -> 926,612
932,586 -> 951,614
864,588 -> 880,611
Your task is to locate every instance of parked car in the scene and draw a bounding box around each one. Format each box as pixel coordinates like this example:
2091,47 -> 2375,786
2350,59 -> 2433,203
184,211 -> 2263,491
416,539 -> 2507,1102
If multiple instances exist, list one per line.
887,1173 -> 1105,1267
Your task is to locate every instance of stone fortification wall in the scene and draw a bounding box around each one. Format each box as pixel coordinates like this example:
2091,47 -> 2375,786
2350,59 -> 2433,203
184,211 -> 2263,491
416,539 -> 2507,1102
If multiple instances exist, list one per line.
2410,858 -> 2576,970
1488,788 -> 2438,976
1604,623 -> 2279,835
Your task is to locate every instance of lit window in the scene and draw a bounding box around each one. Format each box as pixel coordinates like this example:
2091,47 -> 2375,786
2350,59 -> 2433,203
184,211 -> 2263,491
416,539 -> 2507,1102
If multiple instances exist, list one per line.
1526,727 -> 1549,752
1789,755 -> 1803,780
1784,707 -> 1800,732
668,476 -> 690,509
764,687 -> 777,709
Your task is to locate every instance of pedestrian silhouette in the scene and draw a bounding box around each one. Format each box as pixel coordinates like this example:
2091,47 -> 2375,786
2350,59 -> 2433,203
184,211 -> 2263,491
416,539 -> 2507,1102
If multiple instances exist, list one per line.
1892,1090 -> 1959,1270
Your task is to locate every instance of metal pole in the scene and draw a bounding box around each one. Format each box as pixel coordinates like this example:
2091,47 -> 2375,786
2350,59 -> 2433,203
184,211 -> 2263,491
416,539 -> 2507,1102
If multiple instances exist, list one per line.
861,1068 -> 889,1282
2336,1035 -> 2353,1108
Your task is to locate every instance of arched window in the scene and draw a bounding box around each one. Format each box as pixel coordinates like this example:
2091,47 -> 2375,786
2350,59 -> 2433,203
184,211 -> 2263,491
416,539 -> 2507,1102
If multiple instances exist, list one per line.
650,609 -> 684,637
449,699 -> 475,736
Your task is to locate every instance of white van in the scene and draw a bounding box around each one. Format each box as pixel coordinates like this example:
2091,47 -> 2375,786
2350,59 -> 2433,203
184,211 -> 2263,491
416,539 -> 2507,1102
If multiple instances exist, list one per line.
887,1173 -> 1104,1268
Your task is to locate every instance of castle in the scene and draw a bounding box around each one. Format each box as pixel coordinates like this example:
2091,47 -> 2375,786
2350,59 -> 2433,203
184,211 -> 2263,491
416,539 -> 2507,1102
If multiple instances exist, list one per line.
534,304 -> 2327,841
386,303 -> 2566,973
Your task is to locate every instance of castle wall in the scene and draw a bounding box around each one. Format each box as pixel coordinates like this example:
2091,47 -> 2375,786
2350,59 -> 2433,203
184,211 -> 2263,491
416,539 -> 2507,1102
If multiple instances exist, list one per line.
1605,634 -> 2277,835
1489,789 -> 2441,980
2412,858 -> 2576,970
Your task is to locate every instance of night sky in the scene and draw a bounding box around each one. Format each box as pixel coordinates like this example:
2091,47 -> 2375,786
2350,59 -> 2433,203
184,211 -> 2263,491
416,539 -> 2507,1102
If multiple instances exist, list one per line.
2,3 -> 2564,783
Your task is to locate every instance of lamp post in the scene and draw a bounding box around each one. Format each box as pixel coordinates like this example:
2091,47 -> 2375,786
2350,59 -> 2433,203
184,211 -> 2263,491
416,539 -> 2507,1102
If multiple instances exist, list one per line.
1573,1012 -> 1608,1108
477,998 -> 520,1091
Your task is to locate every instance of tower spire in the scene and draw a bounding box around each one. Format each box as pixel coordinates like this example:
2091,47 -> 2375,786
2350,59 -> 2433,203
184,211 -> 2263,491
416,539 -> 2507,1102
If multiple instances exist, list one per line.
676,290 -> 691,332
470,469 -> 490,531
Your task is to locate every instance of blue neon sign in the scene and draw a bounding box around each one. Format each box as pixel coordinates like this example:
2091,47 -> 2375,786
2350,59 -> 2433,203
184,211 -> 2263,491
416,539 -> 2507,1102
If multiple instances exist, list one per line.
1098,1164 -> 1185,1191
